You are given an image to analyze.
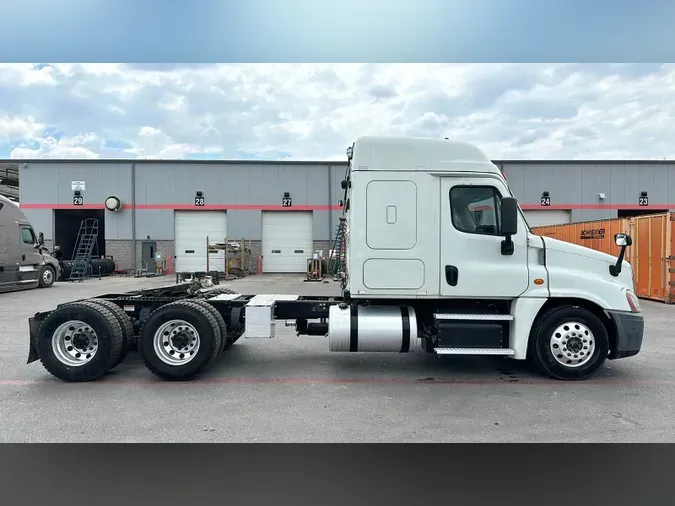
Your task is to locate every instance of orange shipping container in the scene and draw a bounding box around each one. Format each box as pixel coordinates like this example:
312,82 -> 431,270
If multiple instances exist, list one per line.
629,213 -> 675,303
532,213 -> 675,304
531,218 -> 630,259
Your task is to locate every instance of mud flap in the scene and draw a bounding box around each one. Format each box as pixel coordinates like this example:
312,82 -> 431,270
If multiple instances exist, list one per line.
27,314 -> 45,364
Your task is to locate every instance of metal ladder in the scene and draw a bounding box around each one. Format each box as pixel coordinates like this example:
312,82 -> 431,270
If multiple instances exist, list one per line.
328,217 -> 347,281
68,218 -> 100,282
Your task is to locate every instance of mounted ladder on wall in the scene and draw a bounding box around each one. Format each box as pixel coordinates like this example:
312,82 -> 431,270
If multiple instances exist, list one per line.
68,218 -> 101,282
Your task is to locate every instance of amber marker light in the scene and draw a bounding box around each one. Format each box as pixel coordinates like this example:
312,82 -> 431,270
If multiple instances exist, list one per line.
534,278 -> 545,285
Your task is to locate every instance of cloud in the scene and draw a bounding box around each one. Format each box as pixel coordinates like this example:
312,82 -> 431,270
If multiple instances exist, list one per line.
0,63 -> 673,160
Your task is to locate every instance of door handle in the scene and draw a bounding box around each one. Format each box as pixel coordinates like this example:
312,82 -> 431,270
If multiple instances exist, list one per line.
22,254 -> 26,261
445,265 -> 458,286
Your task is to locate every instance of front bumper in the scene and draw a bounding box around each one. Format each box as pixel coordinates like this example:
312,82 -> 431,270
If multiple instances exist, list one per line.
607,310 -> 644,359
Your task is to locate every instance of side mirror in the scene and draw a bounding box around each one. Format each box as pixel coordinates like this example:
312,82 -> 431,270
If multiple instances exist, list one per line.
501,197 -> 518,237
614,233 -> 632,247
610,233 -> 632,277
499,197 -> 519,256
38,232 -> 44,246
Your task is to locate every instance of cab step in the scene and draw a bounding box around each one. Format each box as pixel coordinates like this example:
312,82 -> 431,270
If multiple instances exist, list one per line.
433,313 -> 513,321
434,347 -> 515,356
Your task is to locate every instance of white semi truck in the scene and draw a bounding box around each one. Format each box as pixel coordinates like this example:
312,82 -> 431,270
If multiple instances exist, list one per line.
26,136 -> 644,382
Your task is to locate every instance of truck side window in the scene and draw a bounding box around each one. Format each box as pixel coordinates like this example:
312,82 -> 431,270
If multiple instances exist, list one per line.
450,186 -> 502,236
21,227 -> 36,245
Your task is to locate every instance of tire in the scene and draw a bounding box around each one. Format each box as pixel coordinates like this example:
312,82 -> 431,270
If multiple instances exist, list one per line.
86,299 -> 135,369
183,299 -> 229,352
138,301 -> 223,381
36,301 -> 124,382
61,261 -> 73,279
528,305 -> 609,381
39,265 -> 56,288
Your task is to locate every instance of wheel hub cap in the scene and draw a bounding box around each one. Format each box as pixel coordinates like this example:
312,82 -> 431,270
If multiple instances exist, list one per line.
153,320 -> 200,366
549,321 -> 595,368
51,320 -> 99,367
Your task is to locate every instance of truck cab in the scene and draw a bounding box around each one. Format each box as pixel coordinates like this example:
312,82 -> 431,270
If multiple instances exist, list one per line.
0,195 -> 60,292
335,136 -> 643,380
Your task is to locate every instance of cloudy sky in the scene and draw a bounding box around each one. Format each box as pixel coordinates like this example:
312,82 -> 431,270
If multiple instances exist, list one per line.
1,62 -> 674,161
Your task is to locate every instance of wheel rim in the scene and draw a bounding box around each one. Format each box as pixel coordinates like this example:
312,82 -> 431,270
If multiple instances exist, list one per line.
43,268 -> 53,285
51,320 -> 99,367
153,319 -> 200,366
549,321 -> 596,368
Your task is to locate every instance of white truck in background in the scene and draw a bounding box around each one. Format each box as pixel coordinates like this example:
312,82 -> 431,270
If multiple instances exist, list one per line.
26,136 -> 644,383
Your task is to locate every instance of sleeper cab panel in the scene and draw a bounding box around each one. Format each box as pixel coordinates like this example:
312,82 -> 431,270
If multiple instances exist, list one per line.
365,179 -> 417,250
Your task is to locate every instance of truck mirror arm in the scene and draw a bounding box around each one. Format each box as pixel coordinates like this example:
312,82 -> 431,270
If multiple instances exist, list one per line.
501,235 -> 514,256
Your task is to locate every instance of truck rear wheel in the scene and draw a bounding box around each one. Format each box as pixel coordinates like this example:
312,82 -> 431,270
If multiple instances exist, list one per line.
36,302 -> 124,382
529,306 -> 609,381
182,299 -> 229,352
86,299 -> 135,369
138,301 -> 223,381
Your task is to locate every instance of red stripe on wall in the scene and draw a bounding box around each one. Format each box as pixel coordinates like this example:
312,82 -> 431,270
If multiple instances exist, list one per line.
19,203 -> 674,211
135,204 -> 340,211
519,204 -> 672,210
20,203 -> 109,210
19,203 -> 343,211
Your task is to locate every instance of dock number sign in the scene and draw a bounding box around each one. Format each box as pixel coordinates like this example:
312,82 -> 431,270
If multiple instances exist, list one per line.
540,196 -> 551,206
639,196 -> 649,206
73,195 -> 84,206
282,197 -> 292,207
194,196 -> 205,207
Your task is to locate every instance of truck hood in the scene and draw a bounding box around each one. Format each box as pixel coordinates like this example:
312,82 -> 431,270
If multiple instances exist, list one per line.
540,236 -> 634,289
542,236 -> 623,265
42,251 -> 59,265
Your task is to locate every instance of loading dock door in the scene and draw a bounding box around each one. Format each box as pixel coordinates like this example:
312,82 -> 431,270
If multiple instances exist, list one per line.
174,211 -> 227,273
523,209 -> 572,228
261,211 -> 313,273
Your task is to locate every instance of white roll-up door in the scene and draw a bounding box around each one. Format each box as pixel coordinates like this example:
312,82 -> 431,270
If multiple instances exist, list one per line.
174,211 -> 227,273
261,211 -> 313,273
523,209 -> 572,228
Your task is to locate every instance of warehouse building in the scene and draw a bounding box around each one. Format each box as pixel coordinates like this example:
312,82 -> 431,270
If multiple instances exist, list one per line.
10,157 -> 675,274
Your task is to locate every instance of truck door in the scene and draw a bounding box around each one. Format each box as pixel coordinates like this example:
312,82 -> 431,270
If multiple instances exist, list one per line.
18,224 -> 42,283
439,178 -> 530,298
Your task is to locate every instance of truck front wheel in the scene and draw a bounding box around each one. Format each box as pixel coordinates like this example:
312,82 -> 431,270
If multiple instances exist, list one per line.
39,265 -> 55,288
529,306 -> 609,381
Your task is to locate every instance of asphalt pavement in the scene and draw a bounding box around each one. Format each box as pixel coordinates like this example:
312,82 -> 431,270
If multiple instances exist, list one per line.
0,274 -> 673,442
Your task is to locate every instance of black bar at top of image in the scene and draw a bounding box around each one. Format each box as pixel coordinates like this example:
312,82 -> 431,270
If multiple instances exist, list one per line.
0,444 -> 672,506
